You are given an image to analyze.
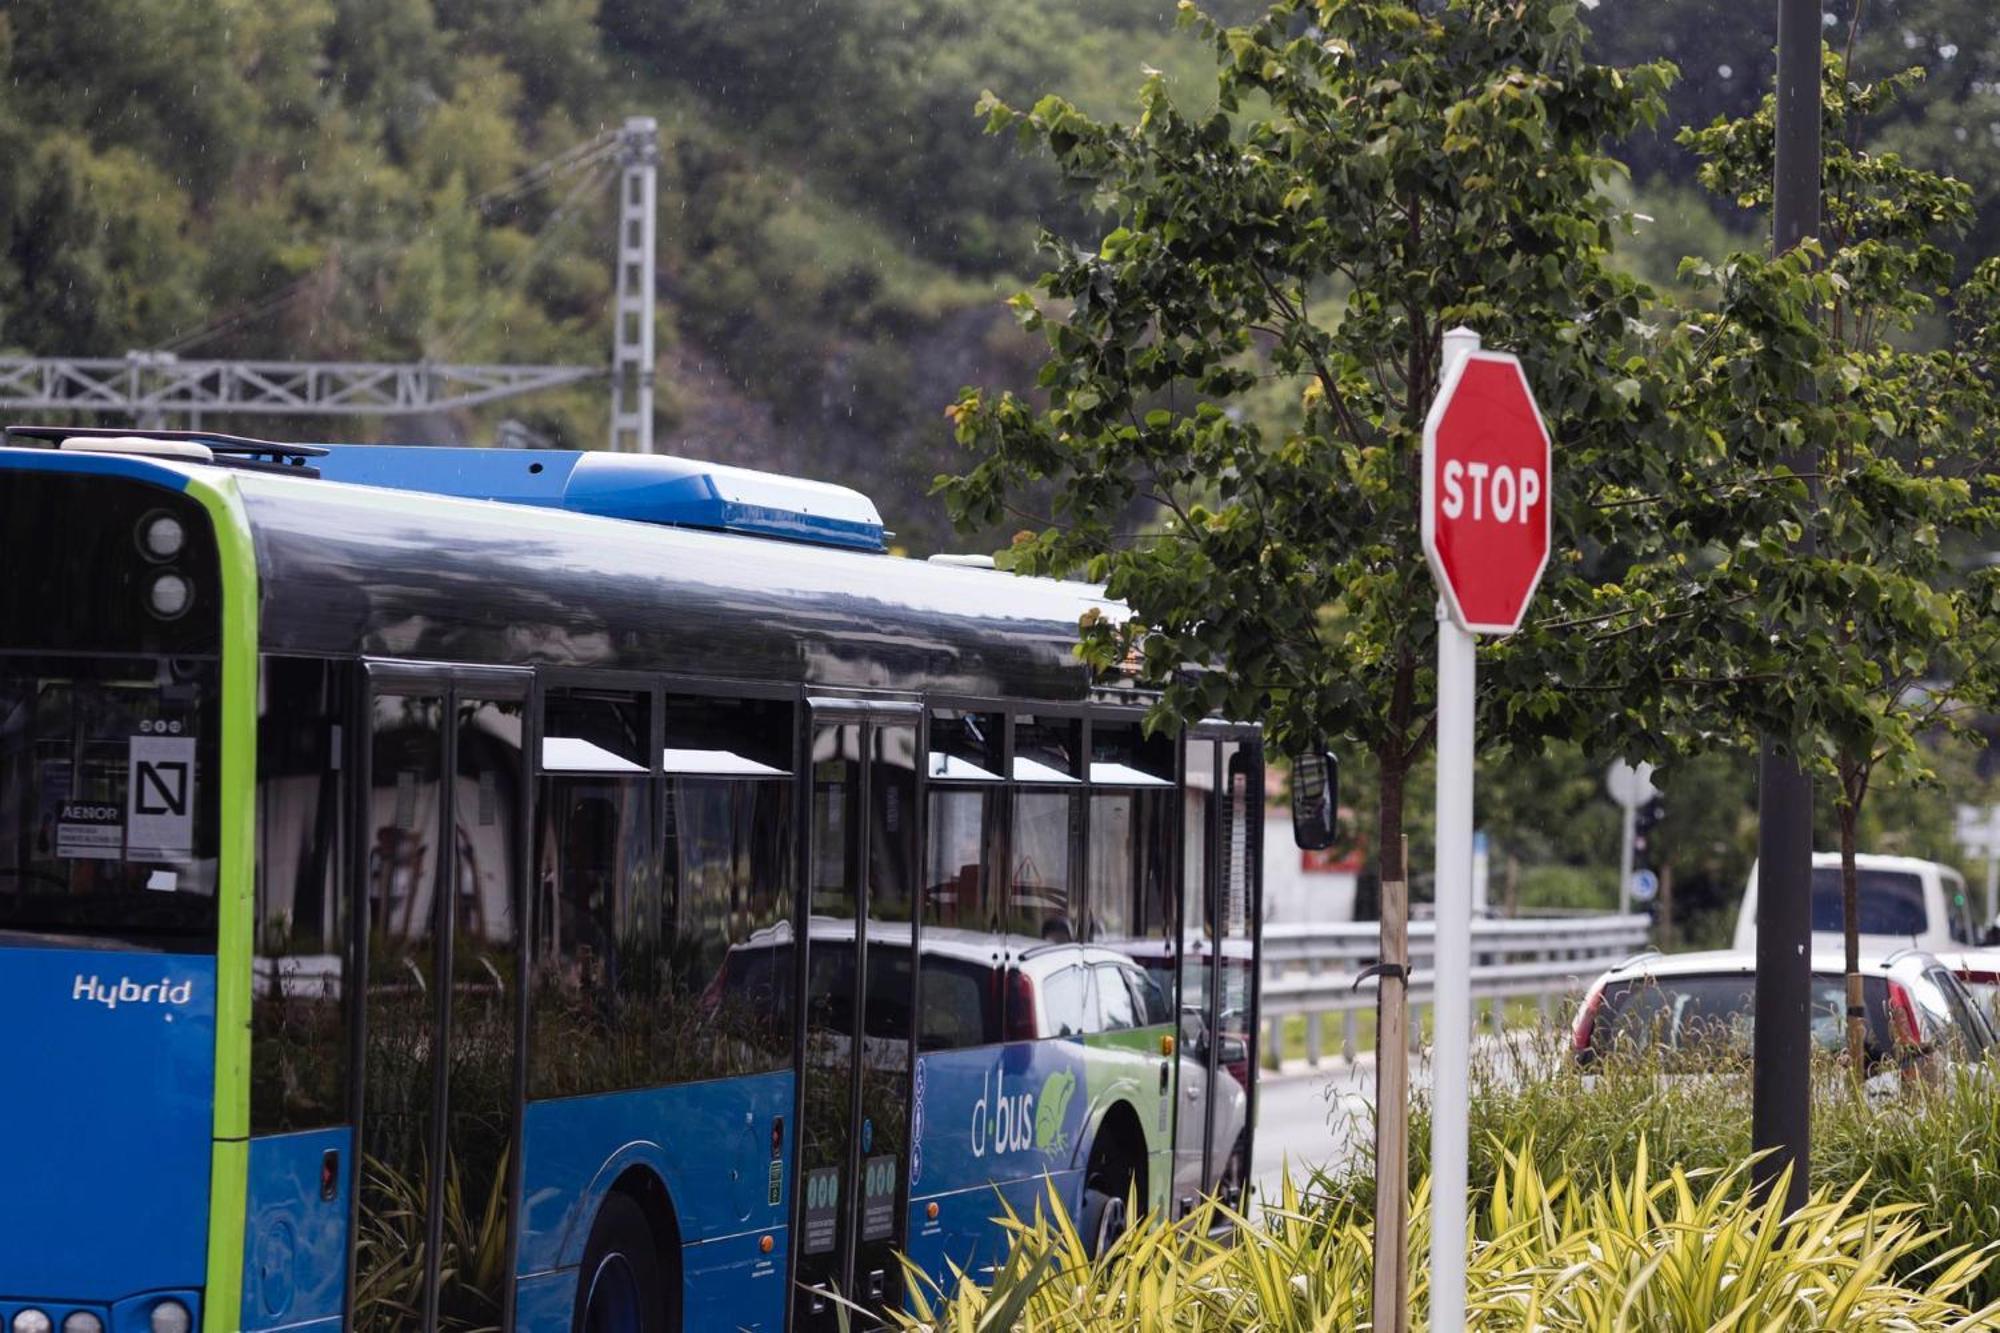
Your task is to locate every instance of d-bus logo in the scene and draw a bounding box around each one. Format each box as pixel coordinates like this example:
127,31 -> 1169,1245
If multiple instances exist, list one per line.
73,974 -> 194,1010
970,1067 -> 1076,1158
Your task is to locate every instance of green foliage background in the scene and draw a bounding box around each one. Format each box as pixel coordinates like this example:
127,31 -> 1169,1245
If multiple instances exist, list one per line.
2,0 -> 1996,555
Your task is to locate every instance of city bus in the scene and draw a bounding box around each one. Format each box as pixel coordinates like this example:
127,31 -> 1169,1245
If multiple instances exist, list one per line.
0,428 -> 1267,1333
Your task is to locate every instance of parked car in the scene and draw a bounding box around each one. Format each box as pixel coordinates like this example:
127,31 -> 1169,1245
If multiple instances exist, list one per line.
1931,947 -> 2000,1030
1571,948 -> 1995,1081
1732,853 -> 1981,955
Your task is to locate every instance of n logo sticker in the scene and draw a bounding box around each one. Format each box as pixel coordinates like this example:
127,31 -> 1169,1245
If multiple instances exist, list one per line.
128,735 -> 196,857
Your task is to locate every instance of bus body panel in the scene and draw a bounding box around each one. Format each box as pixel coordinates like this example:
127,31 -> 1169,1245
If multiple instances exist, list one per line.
233,475 -> 1106,702
905,1039 -> 1106,1286
0,945 -> 216,1295
516,1070 -> 793,1328
239,1127 -> 351,1332
901,1173 -> 1082,1294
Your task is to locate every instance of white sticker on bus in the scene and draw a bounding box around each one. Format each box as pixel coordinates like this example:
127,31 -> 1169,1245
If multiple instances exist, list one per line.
127,735 -> 195,858
55,803 -> 123,860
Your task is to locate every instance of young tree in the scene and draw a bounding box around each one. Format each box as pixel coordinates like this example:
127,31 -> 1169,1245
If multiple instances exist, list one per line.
939,0 -> 1672,1314
1659,55 -> 2000,1074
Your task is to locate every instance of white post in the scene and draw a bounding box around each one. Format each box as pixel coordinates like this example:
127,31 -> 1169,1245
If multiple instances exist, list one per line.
1618,788 -> 1637,916
1429,324 -> 1480,1333
1986,804 -> 1999,927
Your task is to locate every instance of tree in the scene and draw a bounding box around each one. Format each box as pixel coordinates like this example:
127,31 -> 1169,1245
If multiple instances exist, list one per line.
939,0 -> 1673,1314
1649,54 -> 2000,1073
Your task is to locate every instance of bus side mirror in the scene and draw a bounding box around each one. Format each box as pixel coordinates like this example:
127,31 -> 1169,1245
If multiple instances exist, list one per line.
1291,748 -> 1339,851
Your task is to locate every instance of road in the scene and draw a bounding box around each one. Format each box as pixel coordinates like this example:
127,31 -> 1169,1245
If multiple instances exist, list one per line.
1250,1059 -> 1375,1203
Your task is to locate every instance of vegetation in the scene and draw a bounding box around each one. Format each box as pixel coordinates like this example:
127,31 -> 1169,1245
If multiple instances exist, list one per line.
1331,1030 -> 2000,1307
885,1139 -> 2000,1329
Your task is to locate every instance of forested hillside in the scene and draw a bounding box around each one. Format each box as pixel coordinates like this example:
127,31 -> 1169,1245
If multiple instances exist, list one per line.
1,0 -> 1994,547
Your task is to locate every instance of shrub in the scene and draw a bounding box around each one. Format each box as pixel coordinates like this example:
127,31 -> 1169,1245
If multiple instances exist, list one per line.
1325,1027 -> 2000,1306
883,1143 -> 1999,1330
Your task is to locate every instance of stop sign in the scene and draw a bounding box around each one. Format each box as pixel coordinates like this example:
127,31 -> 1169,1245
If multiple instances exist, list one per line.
1421,349 -> 1552,635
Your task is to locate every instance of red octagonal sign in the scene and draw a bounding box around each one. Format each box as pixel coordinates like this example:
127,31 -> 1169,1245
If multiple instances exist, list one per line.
1421,349 -> 1552,635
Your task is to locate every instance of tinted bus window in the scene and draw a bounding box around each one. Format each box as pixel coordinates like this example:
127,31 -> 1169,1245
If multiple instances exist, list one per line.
252,656 -> 352,1134
530,688 -> 655,1098
1009,790 -> 1076,942
0,654 -> 220,950
925,787 -> 997,940
667,773 -> 794,1077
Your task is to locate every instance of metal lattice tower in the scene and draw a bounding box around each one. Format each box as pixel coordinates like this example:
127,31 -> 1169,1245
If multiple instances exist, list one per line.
609,116 -> 660,454
0,116 -> 663,442
0,354 -> 599,425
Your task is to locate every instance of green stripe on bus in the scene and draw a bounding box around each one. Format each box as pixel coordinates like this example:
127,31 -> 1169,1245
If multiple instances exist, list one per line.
187,473 -> 258,1333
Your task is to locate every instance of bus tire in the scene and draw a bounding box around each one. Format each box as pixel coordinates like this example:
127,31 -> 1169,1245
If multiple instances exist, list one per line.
576,1191 -> 669,1333
1080,1128 -> 1139,1260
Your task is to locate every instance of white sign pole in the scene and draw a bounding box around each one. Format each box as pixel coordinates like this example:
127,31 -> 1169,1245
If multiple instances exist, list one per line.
1618,792 -> 1637,915
1428,325 -> 1480,1333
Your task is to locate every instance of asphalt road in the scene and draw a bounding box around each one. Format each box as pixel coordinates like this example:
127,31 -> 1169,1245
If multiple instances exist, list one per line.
1250,1059 -> 1376,1204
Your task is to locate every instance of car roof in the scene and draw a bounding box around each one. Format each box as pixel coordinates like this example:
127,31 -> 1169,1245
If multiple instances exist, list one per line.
1600,948 -> 1943,982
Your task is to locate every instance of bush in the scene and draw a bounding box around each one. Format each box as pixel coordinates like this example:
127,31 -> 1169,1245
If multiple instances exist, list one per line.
1325,1028 -> 2000,1307
883,1142 -> 1999,1330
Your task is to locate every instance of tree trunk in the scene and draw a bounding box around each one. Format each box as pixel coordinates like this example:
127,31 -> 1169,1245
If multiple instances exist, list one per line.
1840,799 -> 1866,1085
1371,744 -> 1411,1333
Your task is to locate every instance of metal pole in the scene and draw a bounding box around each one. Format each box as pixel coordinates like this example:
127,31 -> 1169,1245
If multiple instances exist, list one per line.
1618,790 -> 1637,917
1987,805 -> 1998,926
1753,0 -> 1820,1213
1427,324 -> 1481,1333
610,115 -> 659,454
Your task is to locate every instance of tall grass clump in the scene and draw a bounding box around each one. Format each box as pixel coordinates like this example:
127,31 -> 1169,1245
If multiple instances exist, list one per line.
885,1143 -> 1998,1330
1322,1025 -> 2000,1305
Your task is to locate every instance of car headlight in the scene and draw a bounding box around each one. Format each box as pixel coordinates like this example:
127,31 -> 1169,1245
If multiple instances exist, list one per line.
148,1304 -> 190,1333
14,1311 -> 52,1333
61,1314 -> 102,1333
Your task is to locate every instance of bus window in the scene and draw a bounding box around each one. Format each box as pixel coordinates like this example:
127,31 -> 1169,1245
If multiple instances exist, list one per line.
530,688 -> 655,1098
252,657 -> 352,1135
0,656 -> 220,948
1009,789 -> 1077,942
443,693 -> 526,1330
924,787 -> 995,942
668,692 -> 796,1081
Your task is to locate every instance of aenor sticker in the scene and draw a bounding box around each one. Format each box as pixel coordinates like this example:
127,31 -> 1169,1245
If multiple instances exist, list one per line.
126,735 -> 195,858
56,802 -> 123,861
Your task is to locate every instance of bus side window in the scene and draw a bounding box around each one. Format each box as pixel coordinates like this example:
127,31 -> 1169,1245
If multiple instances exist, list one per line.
252,656 -> 353,1136
660,691 -> 796,1083
530,687 -> 655,1099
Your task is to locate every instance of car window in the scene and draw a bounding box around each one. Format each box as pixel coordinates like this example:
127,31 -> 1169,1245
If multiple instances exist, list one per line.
1926,967 -> 1989,1056
1094,963 -> 1139,1032
1123,964 -> 1171,1027
1041,964 -> 1090,1037
1944,871 -> 1974,945
1809,868 -> 1927,936
1593,972 -> 1890,1064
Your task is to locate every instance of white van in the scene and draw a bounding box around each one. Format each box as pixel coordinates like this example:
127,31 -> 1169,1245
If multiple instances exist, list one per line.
1733,853 -> 1978,954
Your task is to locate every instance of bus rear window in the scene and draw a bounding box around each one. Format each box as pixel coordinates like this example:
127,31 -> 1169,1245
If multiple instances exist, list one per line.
0,656 -> 220,950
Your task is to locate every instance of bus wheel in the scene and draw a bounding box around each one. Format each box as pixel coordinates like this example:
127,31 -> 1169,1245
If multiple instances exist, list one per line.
1080,1140 -> 1137,1259
577,1192 -> 668,1333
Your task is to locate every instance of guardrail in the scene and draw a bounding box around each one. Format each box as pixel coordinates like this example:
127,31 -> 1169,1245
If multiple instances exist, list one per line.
1259,913 -> 1652,1066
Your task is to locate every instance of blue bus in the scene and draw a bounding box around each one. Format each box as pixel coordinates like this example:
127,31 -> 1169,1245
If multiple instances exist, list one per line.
0,428 -> 1266,1332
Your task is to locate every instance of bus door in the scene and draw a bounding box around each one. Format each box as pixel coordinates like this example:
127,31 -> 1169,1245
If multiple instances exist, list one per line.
1174,728 -> 1263,1216
353,663 -> 531,1332
795,701 -> 920,1329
